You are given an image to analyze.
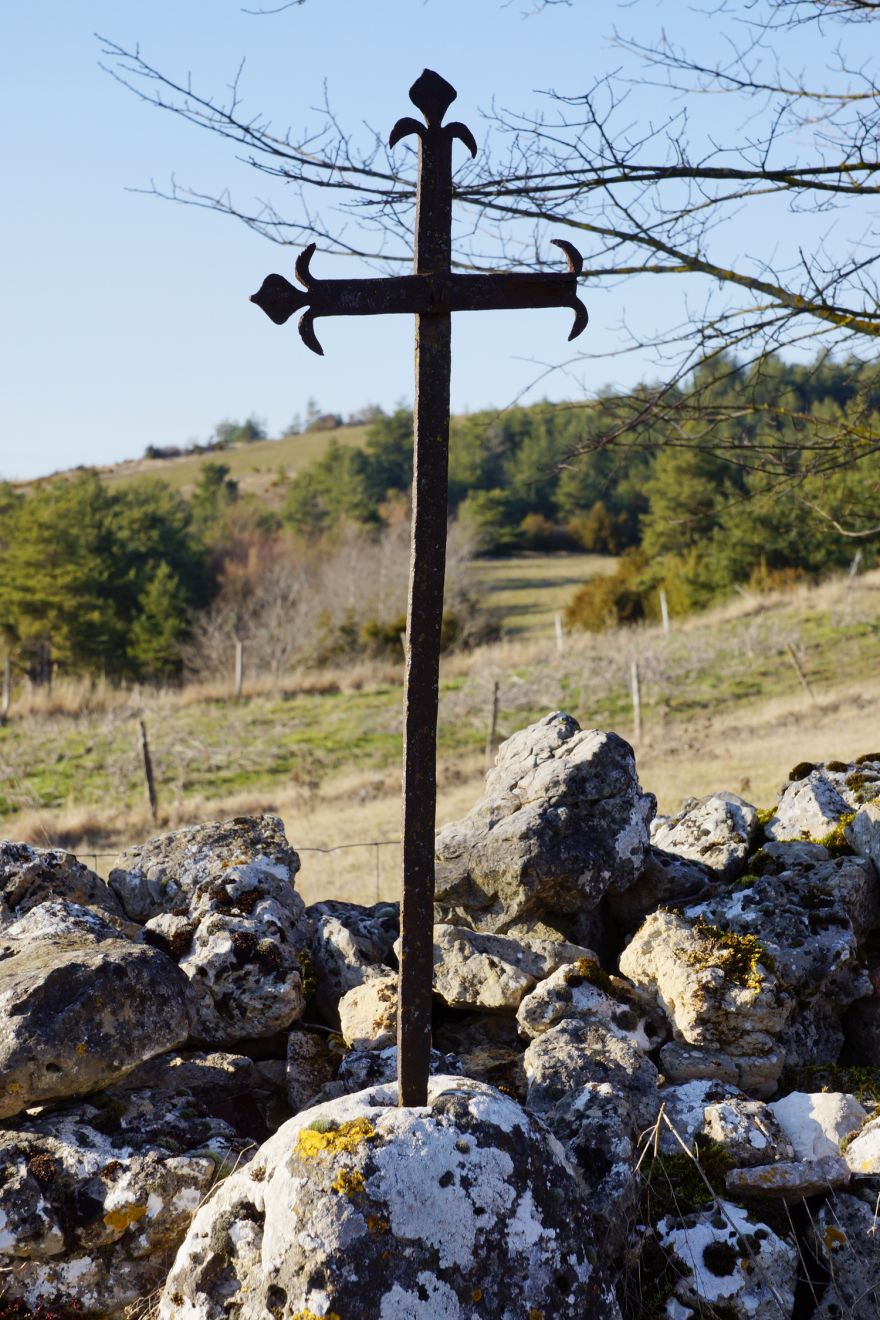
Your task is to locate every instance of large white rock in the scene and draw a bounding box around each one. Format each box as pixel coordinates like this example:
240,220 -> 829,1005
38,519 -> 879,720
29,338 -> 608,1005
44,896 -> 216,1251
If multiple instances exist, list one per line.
769,1091 -> 868,1161
847,802 -> 880,874
109,815 -> 309,1044
765,770 -> 850,842
158,1076 -> 618,1319
434,713 -> 655,935
516,956 -> 664,1052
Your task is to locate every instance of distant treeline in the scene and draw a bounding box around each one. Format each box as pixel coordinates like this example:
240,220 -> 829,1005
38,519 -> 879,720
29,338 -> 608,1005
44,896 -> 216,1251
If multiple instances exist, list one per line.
1,352 -> 877,682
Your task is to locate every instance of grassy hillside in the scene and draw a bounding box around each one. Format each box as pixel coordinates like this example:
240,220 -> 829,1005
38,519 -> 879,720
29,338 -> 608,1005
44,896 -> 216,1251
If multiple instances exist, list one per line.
98,425 -> 371,500
1,569 -> 878,903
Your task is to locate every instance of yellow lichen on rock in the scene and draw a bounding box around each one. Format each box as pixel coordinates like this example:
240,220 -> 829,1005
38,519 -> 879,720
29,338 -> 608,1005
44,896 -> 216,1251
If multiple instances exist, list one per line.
291,1311 -> 342,1320
331,1168 -> 365,1197
295,1116 -> 376,1160
103,1203 -> 148,1231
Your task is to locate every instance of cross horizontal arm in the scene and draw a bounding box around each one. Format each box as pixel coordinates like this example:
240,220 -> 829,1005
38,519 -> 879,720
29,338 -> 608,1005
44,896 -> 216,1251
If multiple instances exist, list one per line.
251,240 -> 588,355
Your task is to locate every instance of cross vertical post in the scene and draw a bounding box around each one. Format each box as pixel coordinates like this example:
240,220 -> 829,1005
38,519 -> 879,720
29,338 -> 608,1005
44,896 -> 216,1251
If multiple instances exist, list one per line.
250,69 -> 588,1108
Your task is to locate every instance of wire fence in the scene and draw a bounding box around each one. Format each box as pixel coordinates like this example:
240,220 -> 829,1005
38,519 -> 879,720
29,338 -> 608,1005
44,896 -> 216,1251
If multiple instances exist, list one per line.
64,838 -> 402,907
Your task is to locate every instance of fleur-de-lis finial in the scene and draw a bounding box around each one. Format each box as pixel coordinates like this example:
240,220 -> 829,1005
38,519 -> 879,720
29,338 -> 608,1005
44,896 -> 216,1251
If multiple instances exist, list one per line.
389,69 -> 477,156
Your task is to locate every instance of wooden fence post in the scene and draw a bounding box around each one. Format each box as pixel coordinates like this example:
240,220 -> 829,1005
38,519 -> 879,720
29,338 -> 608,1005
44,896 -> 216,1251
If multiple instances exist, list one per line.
659,588 -> 670,637
486,679 -> 500,766
234,639 -> 245,700
554,612 -> 564,654
631,658 -> 642,743
1,656 -> 10,725
786,642 -> 815,703
138,719 -> 159,825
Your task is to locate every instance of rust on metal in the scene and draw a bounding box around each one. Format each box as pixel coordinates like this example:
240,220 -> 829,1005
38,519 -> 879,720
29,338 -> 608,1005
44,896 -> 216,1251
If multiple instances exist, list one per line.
250,69 -> 589,1108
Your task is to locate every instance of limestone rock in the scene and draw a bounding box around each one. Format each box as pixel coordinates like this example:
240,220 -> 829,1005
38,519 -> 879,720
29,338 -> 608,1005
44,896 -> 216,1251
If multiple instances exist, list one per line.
755,841 -> 880,937
523,1017 -> 659,1129
812,1192 -> 880,1319
657,1201 -> 797,1319
516,956 -> 665,1052
338,970 -> 398,1050
0,915 -> 190,1120
681,855 -> 873,1066
0,1076 -> 253,1317
842,1115 -> 880,1174
0,841 -> 124,929
656,1079 -> 741,1154
430,923 -> 591,1012
658,1042 -> 784,1099
651,792 -> 758,881
110,815 -> 308,1044
547,1083 -> 638,1252
433,1013 -> 526,1099
725,1155 -> 850,1200
765,769 -> 851,842
847,801 -> 880,874
322,1045 -> 463,1101
158,1076 -> 616,1319
286,1029 -> 341,1113
434,712 -> 655,934
307,898 -> 399,962
769,1091 -> 868,1161
310,911 -> 392,1027
619,909 -> 788,1058
702,1098 -> 795,1166
606,845 -> 713,927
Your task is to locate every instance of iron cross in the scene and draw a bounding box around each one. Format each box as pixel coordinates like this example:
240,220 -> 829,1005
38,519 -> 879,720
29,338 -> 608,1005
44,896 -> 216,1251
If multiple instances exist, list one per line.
251,70 -> 588,1108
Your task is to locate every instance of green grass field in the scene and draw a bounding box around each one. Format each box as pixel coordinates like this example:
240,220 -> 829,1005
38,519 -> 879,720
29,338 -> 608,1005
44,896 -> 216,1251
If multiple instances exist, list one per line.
100,424 -> 371,498
469,553 -> 618,638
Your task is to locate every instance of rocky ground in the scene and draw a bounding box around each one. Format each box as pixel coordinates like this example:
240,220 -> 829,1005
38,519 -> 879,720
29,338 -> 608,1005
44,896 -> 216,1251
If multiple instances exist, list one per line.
1,712 -> 880,1318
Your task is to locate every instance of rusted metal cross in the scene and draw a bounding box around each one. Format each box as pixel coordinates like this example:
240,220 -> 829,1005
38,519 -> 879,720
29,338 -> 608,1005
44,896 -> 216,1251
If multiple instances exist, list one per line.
251,70 -> 588,1107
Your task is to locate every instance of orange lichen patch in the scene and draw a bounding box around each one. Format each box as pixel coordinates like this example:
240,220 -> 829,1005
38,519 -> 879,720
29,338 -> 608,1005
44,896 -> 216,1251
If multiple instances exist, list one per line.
366,1215 -> 390,1235
471,1287 -> 484,1301
823,1225 -> 848,1251
331,1168 -> 365,1198
103,1203 -> 148,1231
529,1310 -> 544,1320
75,1042 -> 88,1055
295,1117 -> 376,1160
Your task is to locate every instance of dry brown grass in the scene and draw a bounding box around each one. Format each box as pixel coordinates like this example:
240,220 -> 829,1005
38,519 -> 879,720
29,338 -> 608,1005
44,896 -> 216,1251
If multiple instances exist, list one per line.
3,568 -> 878,905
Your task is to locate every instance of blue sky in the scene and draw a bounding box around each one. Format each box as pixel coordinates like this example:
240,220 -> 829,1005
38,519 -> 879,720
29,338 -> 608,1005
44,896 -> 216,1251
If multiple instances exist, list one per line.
1,1 -> 847,479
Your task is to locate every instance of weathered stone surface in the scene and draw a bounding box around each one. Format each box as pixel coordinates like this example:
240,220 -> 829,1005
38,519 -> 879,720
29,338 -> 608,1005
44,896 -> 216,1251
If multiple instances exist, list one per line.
658,1042 -> 784,1098
0,914 -> 190,1120
433,1013 -> 526,1100
338,970 -> 398,1050
547,1083 -> 638,1252
726,1155 -> 850,1200
755,841 -> 880,937
159,1076 -> 617,1319
516,955 -> 665,1052
765,769 -> 851,842
847,801 -> 880,874
656,1079 -> 741,1154
0,841 -> 124,929
843,988 -> 880,1065
286,1029 -> 341,1114
812,1192 -> 880,1319
769,1091 -> 868,1161
651,792 -> 758,881
620,909 -> 787,1058
110,815 -> 308,1044
606,845 -> 713,927
0,1075 -> 253,1316
430,923 -> 590,1012
434,712 -> 655,934
702,1098 -> 795,1166
657,1201 -> 797,1319
524,1017 -> 659,1129
680,855 -> 873,1066
321,1045 -> 463,1102
842,1114 -> 880,1174
310,911 -> 392,1026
